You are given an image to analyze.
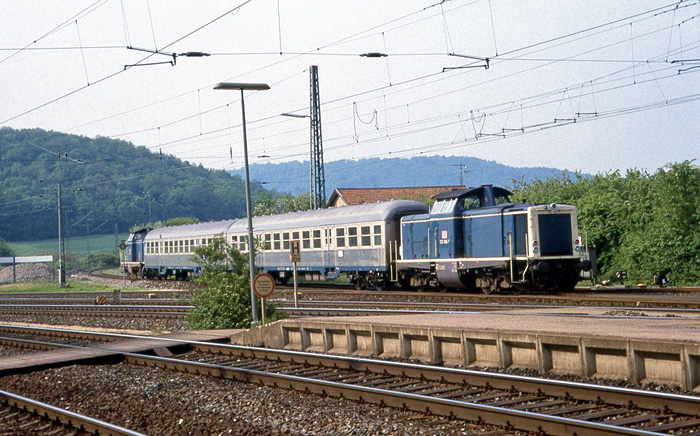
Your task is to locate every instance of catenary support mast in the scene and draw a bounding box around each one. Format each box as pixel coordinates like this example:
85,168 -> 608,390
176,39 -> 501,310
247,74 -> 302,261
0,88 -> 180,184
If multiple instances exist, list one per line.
309,65 -> 326,209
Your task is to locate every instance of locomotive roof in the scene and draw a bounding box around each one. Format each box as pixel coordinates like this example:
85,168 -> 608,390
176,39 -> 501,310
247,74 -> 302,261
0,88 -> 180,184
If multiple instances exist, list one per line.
432,185 -> 513,201
228,200 -> 429,233
144,220 -> 237,240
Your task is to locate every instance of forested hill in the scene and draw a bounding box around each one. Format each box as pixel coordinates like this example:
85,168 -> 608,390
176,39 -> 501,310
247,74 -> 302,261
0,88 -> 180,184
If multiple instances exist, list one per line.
236,156 -> 568,196
0,127 -> 266,242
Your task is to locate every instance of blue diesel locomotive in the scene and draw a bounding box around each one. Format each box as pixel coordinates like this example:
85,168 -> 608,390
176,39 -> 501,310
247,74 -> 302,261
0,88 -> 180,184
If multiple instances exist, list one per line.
122,185 -> 590,293
399,185 -> 590,293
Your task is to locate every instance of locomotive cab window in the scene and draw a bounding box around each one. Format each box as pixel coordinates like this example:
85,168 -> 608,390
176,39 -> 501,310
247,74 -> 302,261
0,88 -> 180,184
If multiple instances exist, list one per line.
431,198 -> 457,214
459,196 -> 480,210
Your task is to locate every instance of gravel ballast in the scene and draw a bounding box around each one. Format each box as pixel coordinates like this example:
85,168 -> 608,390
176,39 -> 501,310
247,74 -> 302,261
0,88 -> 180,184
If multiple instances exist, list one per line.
0,361 -> 521,436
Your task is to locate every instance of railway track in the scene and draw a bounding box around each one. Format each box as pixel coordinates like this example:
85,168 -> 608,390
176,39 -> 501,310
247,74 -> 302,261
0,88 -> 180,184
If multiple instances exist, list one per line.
0,304 -> 189,319
0,326 -> 698,435
4,283 -> 700,310
0,389 -> 144,435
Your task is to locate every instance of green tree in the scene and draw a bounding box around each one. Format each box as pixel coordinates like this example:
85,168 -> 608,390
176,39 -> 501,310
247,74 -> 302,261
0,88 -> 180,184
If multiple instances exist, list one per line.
0,238 -> 14,257
255,192 -> 311,216
82,252 -> 120,270
185,237 -> 253,329
512,161 -> 700,285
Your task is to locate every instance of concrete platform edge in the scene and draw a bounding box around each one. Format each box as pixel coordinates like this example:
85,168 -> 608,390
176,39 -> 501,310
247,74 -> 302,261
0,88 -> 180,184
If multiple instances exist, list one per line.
230,319 -> 700,392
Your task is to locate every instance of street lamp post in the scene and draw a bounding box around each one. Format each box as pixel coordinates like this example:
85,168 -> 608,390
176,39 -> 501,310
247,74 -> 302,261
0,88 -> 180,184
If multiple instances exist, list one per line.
214,82 -> 270,326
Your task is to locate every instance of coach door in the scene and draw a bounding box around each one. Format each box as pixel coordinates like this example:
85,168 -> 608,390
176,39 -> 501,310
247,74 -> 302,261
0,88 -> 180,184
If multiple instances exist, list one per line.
324,227 -> 336,275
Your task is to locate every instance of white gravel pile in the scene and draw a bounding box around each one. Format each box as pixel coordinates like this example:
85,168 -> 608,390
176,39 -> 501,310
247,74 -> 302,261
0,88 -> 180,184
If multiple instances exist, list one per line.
0,263 -> 55,283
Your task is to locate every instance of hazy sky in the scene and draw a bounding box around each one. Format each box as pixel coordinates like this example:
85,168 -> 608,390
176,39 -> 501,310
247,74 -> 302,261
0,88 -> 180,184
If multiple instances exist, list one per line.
1,0 -> 698,176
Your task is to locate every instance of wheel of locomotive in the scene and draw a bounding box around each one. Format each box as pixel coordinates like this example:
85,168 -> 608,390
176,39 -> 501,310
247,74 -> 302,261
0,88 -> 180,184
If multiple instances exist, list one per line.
481,286 -> 495,295
374,280 -> 386,291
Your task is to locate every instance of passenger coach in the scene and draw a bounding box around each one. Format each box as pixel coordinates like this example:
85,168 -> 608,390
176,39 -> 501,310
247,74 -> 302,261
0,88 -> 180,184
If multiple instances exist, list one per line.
227,200 -> 429,290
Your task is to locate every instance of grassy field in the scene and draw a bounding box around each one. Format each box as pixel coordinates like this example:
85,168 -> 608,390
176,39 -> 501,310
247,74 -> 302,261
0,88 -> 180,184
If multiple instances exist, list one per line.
8,233 -> 128,262
0,280 -> 116,293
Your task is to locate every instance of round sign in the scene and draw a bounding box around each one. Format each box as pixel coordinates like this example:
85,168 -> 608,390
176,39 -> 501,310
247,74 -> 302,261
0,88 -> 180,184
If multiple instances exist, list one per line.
253,273 -> 276,298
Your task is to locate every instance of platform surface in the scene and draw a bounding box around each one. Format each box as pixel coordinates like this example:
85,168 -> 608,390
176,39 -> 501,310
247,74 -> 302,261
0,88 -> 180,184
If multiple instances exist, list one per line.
297,308 -> 700,344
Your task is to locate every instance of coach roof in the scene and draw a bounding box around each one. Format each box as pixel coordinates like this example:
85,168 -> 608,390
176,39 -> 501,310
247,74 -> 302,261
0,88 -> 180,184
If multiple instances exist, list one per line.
228,200 -> 429,233
144,220 -> 237,240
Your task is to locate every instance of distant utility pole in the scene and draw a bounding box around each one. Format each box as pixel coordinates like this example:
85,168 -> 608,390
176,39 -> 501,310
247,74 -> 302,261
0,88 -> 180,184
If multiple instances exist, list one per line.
309,65 -> 326,209
449,163 -> 469,186
57,184 -> 66,287
146,191 -> 153,223
114,223 -> 119,257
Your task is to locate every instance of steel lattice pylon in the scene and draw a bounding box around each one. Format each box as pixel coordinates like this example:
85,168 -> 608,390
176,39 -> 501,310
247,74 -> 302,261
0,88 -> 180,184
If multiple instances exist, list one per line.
309,65 -> 326,209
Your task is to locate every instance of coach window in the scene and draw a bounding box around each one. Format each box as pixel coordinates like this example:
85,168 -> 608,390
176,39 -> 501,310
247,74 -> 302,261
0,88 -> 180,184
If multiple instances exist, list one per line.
373,225 -> 382,245
231,235 -> 238,250
302,231 -> 311,249
336,228 -> 346,248
348,227 -> 358,247
282,232 -> 290,250
313,229 -> 321,248
190,239 -> 195,250
361,226 -> 371,246
273,233 -> 281,250
184,240 -> 189,253
179,240 -> 184,254
239,235 -> 247,252
264,234 -> 272,251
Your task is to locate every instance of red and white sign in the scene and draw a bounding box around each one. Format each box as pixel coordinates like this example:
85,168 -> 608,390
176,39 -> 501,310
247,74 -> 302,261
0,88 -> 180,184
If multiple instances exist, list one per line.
253,273 -> 276,298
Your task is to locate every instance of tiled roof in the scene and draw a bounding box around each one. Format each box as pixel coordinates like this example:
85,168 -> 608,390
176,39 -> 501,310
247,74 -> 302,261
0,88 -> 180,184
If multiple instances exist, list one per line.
328,186 -> 465,207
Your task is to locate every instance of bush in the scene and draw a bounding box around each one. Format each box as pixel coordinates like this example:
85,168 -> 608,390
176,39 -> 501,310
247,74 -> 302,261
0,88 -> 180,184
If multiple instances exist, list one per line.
82,252 -> 120,270
0,238 -> 14,257
185,237 -> 253,329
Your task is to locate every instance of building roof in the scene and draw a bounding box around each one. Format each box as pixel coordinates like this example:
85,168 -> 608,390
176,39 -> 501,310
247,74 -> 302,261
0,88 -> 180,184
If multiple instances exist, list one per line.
327,186 -> 464,207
